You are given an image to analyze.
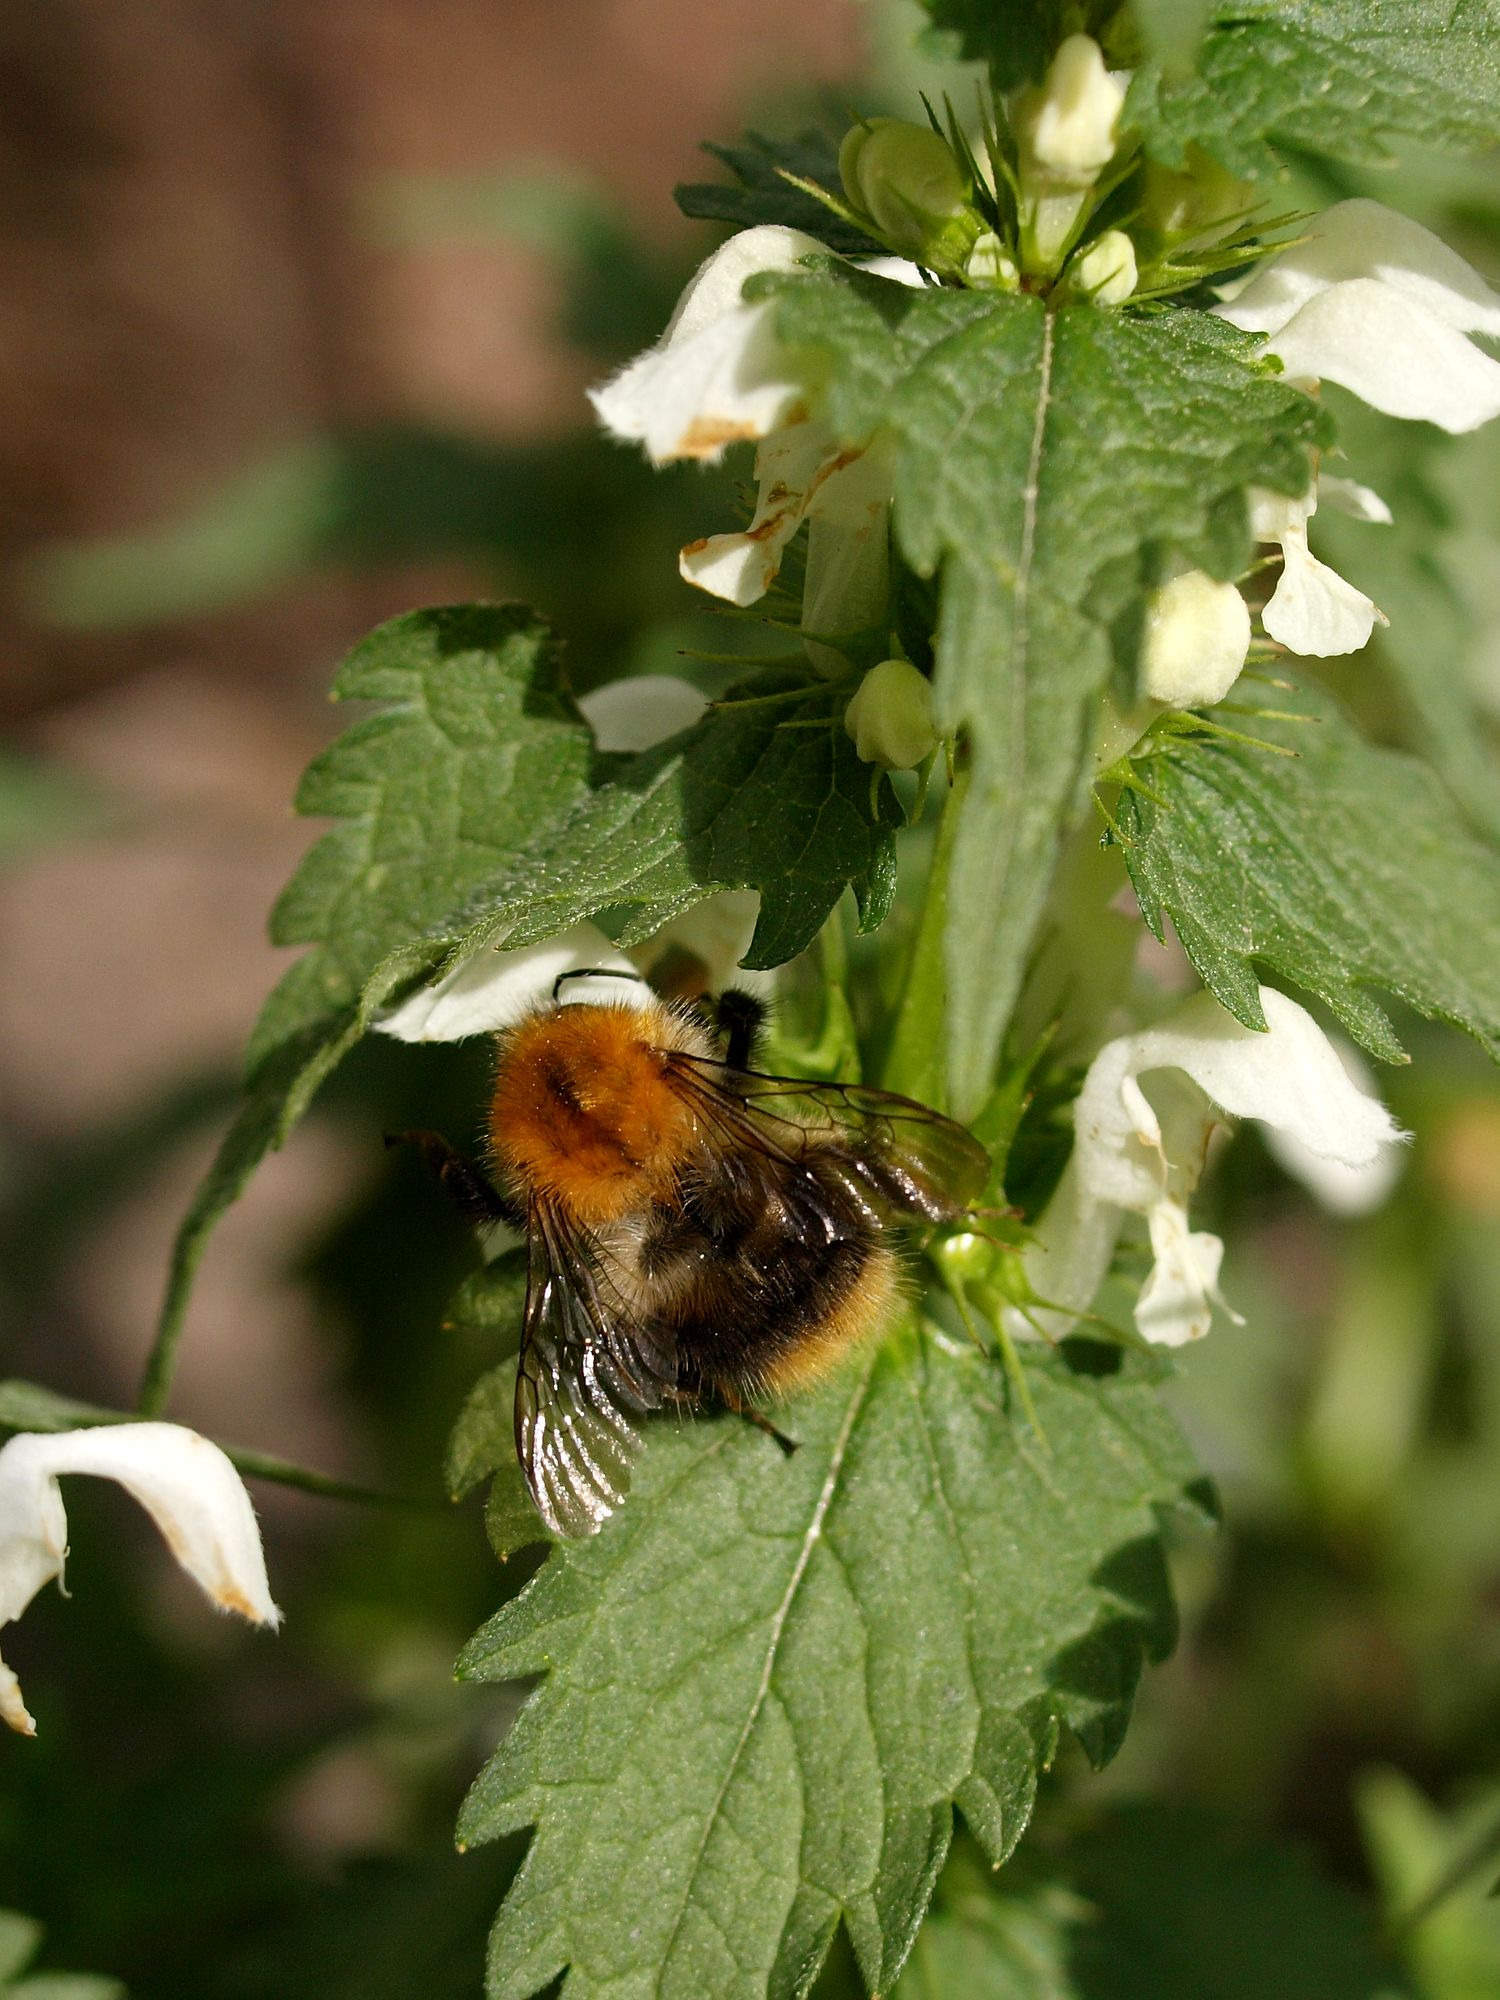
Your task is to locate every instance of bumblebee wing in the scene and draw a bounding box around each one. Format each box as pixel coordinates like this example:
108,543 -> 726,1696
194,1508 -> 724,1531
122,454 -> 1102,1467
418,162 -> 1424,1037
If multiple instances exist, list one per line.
671,1057 -> 991,1223
514,1201 -> 678,1539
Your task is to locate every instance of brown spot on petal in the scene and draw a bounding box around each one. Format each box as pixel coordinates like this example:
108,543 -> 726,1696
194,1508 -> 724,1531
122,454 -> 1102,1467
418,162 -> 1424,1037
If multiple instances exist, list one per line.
677,416 -> 762,457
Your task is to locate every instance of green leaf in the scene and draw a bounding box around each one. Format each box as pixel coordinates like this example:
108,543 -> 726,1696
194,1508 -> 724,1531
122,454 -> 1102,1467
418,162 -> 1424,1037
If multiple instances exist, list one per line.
912,1 -> 1118,86
153,613 -> 898,1398
1119,686 -> 1500,1064
248,604 -> 594,1074
456,1328 -> 1206,2000
1129,1 -> 1500,179
765,268 -> 1322,1113
675,131 -> 882,256
436,668 -> 902,975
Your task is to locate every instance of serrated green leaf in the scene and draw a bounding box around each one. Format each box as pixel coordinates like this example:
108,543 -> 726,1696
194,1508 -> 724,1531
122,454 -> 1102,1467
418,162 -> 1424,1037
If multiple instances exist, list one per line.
675,131 -> 882,255
249,603 -> 592,1075
427,670 -> 903,974
1130,0 -> 1500,178
1119,687 -> 1500,1064
456,1327 -> 1205,2000
764,269 -> 1322,1112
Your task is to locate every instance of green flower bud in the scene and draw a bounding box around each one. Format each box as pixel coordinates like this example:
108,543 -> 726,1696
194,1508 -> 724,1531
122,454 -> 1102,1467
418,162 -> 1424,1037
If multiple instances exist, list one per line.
1069,228 -> 1137,305
839,118 -> 979,270
844,658 -> 939,770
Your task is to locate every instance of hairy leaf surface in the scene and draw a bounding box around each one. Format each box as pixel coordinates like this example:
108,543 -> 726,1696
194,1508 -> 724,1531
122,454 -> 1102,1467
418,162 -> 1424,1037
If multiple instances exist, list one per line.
1129,0 -> 1500,176
765,268 -> 1322,1112
1120,688 -> 1500,1063
457,1329 -> 1206,2000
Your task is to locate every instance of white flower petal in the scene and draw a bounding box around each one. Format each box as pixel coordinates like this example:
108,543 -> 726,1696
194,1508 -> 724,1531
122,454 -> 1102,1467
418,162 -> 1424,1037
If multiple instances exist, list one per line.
1218,199 -> 1500,341
0,1423 -> 278,1734
679,422 -> 882,611
1259,280 -> 1500,434
1263,525 -> 1382,656
1134,1202 -> 1229,1347
589,226 -> 826,465
1015,984 -> 1404,1345
1260,1035 -> 1404,1215
1249,483 -> 1314,542
577,675 -> 707,753
375,924 -> 646,1044
1317,475 -> 1393,525
632,889 -> 769,996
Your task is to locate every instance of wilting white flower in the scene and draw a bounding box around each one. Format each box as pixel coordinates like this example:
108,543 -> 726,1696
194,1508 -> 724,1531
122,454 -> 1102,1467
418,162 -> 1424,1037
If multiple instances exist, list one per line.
589,224 -> 823,465
844,658 -> 938,769
591,226 -> 913,657
0,1423 -> 279,1736
1217,199 -> 1500,434
376,675 -> 766,1044
1249,478 -> 1391,656
1007,985 -> 1404,1348
1140,567 -> 1251,706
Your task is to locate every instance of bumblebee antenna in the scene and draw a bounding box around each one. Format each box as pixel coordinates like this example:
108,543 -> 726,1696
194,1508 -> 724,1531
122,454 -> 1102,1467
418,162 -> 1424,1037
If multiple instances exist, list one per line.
552,966 -> 648,1002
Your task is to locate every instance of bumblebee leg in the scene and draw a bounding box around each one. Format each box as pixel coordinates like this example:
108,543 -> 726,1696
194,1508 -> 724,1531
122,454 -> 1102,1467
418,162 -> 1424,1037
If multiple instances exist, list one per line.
719,1388 -> 798,1457
384,1129 -> 522,1227
712,988 -> 767,1072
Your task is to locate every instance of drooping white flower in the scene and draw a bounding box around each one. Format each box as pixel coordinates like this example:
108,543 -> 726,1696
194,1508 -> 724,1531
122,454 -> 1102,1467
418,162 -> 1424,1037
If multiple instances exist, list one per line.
1249,479 -> 1391,657
591,227 -> 916,659
1140,567 -> 1251,706
0,1423 -> 279,1736
1260,1032 -> 1405,1215
1007,985 -> 1405,1348
1216,199 -> 1500,434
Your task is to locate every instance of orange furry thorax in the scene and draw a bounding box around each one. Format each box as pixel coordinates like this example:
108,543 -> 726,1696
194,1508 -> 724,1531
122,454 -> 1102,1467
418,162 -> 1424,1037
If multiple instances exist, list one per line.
487,1001 -> 706,1226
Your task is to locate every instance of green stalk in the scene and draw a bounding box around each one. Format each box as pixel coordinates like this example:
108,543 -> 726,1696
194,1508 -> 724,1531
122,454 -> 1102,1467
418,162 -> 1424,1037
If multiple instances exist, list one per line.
881,762 -> 968,1106
0,1376 -> 437,1509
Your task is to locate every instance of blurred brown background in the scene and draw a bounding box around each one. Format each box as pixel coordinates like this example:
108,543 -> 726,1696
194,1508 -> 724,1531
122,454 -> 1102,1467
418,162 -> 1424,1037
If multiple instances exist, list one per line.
0,0 -> 867,1452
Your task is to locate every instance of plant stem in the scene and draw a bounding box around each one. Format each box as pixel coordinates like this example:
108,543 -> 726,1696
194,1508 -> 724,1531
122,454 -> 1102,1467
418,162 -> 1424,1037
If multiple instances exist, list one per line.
0,1376 -> 438,1509
882,763 -> 968,1107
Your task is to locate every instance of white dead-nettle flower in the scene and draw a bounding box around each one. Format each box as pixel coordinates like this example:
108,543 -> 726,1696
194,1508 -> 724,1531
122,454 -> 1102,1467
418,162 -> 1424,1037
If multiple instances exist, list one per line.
1016,34 -> 1126,186
1249,476 -> 1392,657
376,676 -> 764,1045
1006,985 -> 1404,1350
0,1423 -> 280,1737
1013,34 -> 1128,273
1216,199 -> 1500,434
1140,567 -> 1252,707
590,226 -> 913,656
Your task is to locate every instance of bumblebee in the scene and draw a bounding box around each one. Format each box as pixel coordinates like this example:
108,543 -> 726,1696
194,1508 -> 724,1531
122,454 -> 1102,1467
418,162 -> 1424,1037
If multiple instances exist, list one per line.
403,983 -> 988,1537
